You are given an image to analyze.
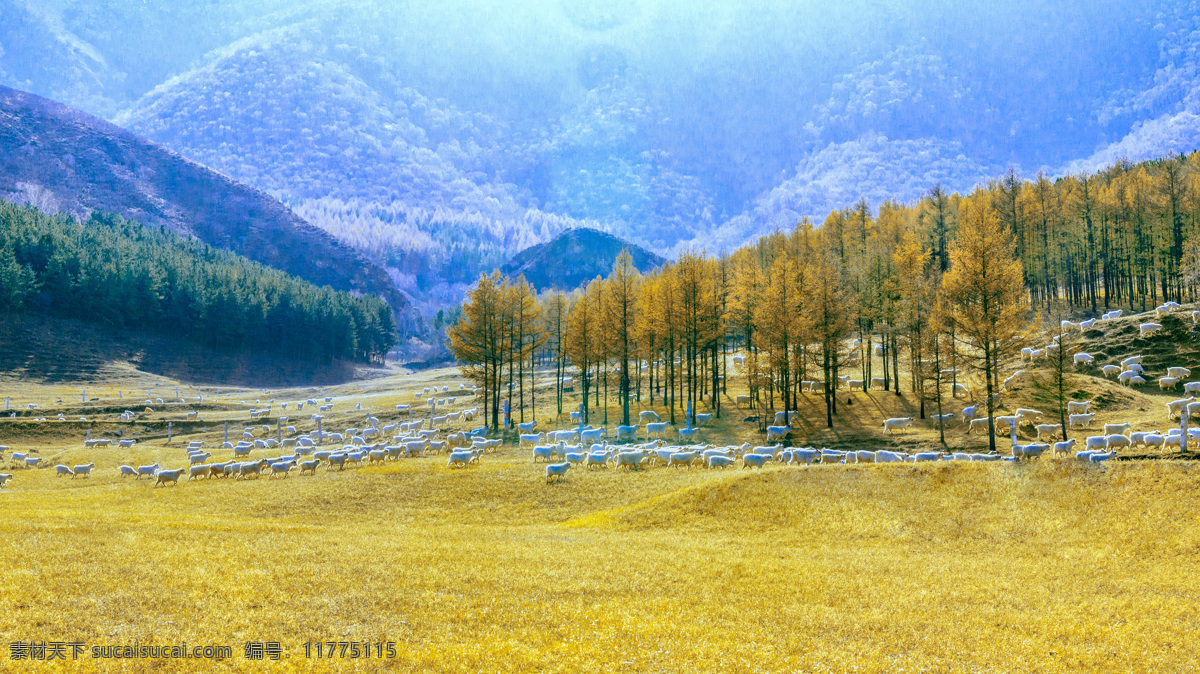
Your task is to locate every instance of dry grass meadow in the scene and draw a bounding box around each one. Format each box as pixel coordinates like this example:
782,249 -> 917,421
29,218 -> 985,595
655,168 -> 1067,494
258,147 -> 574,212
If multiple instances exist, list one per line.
2,310 -> 1200,671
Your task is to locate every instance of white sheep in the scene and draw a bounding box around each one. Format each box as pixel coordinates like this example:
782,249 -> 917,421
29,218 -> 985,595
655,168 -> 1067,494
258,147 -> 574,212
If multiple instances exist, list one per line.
1167,367 -> 1192,378
55,464 -> 75,477
1159,376 -> 1181,390
1066,400 -> 1092,414
1140,322 -> 1163,337
545,462 -> 571,483
1100,364 -> 1122,378
72,462 -> 94,478
1103,422 -> 1131,436
882,417 -> 914,434
154,468 -> 185,486
1073,352 -> 1094,366
1068,413 -> 1095,428
741,453 -> 771,469
1053,438 -> 1076,456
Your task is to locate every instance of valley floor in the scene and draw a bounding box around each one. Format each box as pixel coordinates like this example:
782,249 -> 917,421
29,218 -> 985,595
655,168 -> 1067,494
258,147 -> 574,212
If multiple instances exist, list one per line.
0,361 -> 1198,671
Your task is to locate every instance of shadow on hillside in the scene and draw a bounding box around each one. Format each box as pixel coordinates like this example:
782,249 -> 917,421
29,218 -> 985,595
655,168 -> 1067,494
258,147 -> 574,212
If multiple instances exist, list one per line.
0,315 -> 364,386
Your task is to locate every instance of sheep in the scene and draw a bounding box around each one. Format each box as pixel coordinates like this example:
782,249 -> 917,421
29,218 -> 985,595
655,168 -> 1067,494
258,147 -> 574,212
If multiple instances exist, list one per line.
1069,413 -> 1095,429
531,445 -> 555,463
639,410 -> 662,423
1067,400 -> 1092,414
1140,322 -> 1163,337
1160,376 -> 1182,390
1129,375 -> 1147,386
869,377 -> 887,390
931,413 -> 955,427
995,416 -> 1019,433
707,455 -> 736,469
773,410 -> 800,426
188,465 -> 209,480
765,425 -> 791,442
0,473 -> 11,488
119,465 -> 137,477
154,468 -> 185,486
55,464 -> 75,477
1053,438 -> 1077,457
616,424 -> 640,441
1126,363 -> 1145,374
1085,436 -> 1109,451
1073,352 -> 1095,366
517,420 -> 539,433
953,383 -> 971,397
882,417 -> 915,434
854,450 -> 878,463
580,428 -> 605,444
618,451 -> 652,471
734,394 -> 753,407
645,422 -> 670,439
1120,355 -> 1143,368
741,453 -> 771,469
136,463 -> 159,479
1015,408 -> 1043,423
1104,423 -> 1131,436
694,413 -> 714,426
1144,434 -> 1166,450
846,379 -> 866,391
788,448 -> 822,465
875,450 -> 905,463
1118,370 -> 1138,385
299,459 -> 319,475
446,450 -> 481,469
677,427 -> 701,442
1012,444 -> 1049,460
1080,318 -> 1097,329
668,451 -> 701,469
1185,382 -> 1200,396
1106,434 -> 1131,449
968,418 -> 990,434
1034,423 -> 1061,440
1102,310 -> 1122,320
961,405 -> 981,422
546,462 -> 571,483
520,433 -> 546,447
1060,320 -> 1079,330
268,462 -> 292,479
189,452 -> 211,465
72,462 -> 94,478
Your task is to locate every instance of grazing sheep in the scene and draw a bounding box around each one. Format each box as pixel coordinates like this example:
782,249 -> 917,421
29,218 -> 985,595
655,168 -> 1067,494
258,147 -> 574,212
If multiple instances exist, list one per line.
154,468 -> 185,486
1160,376 -> 1182,390
645,422 -> 670,439
55,464 -> 75,477
1103,423 -> 1131,437
616,424 -> 640,441
136,463 -> 159,479
188,465 -> 209,480
953,383 -> 971,397
446,450 -> 481,469
741,453 -> 771,469
1069,413 -> 1095,429
1073,352 -> 1094,366
1106,434 -> 1131,449
1066,400 -> 1093,414
765,425 -> 791,442
1100,364 -> 1122,378
882,417 -> 915,434
0,473 -> 11,487
1034,424 -> 1061,440
545,462 -> 571,483
1085,436 -> 1109,451
707,455 -> 735,469
1140,322 -> 1163,337
119,465 -> 137,477
639,410 -> 662,423
1053,438 -> 1077,457
72,462 -> 94,478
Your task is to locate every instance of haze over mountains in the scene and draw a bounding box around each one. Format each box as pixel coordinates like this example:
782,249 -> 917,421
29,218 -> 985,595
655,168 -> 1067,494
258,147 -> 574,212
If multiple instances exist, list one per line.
4,0 -> 1200,310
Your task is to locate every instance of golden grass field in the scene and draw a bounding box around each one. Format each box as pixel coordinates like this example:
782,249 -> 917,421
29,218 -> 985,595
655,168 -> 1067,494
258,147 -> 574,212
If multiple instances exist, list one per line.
2,310 -> 1200,671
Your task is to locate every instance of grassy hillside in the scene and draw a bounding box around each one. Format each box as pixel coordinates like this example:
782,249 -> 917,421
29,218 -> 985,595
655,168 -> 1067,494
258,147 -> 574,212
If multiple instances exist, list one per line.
2,302 -> 1200,669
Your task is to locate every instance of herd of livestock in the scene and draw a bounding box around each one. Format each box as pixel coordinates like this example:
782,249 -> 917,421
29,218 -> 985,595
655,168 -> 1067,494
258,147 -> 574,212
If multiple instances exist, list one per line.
0,302 -> 1196,489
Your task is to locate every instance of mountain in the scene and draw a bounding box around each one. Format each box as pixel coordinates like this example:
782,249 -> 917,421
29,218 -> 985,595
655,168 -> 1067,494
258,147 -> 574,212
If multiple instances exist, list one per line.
0,84 -> 421,336
4,0 -> 1200,282
501,228 -> 666,292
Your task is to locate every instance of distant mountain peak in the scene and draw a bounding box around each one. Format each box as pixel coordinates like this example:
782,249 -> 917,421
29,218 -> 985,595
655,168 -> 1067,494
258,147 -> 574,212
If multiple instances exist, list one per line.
500,227 -> 666,291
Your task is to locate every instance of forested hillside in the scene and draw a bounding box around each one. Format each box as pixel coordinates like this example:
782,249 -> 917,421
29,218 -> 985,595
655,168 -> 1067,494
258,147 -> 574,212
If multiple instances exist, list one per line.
500,228 -> 665,291
0,85 -> 420,335
0,202 -> 396,364
449,152 -> 1200,451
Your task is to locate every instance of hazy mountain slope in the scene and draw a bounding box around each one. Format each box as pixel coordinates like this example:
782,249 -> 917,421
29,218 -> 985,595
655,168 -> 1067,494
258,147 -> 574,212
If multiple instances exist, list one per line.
3,0 -> 1199,280
0,85 -> 420,335
500,228 -> 666,292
